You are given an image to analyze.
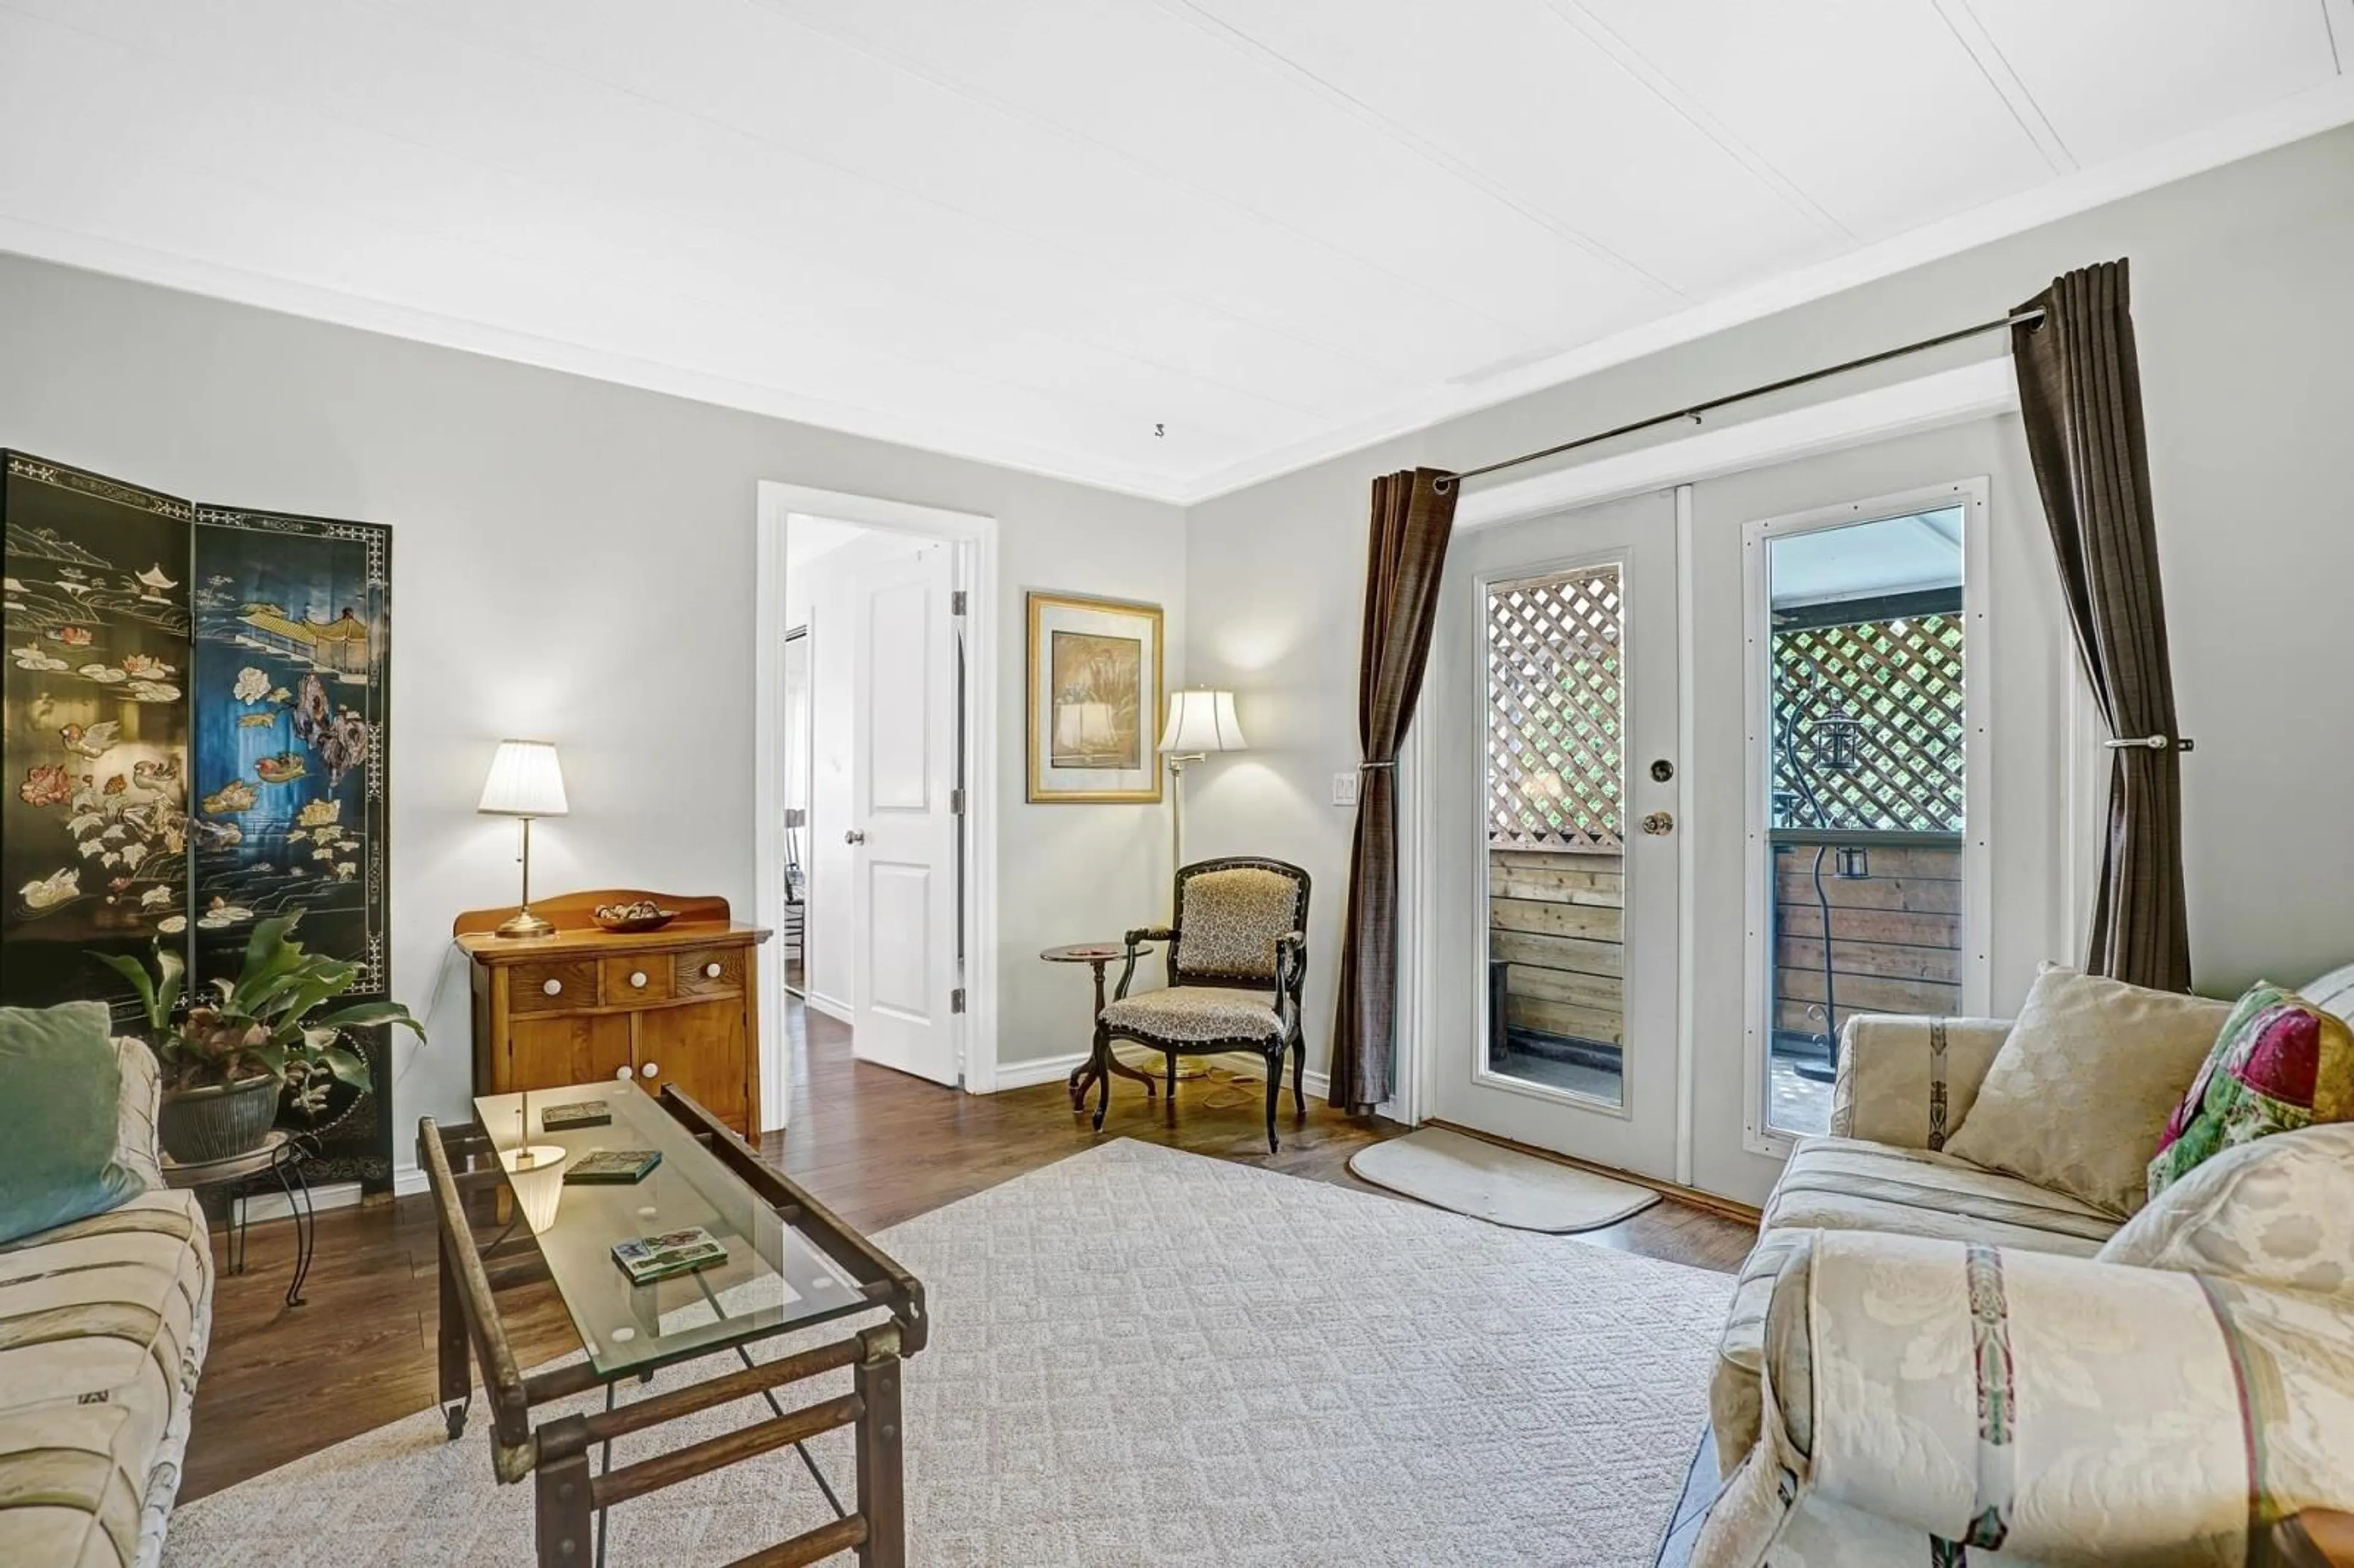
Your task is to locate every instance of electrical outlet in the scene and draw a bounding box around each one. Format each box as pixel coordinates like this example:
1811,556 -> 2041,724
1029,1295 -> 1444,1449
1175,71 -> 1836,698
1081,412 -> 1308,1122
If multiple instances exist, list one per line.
1332,771 -> 1360,808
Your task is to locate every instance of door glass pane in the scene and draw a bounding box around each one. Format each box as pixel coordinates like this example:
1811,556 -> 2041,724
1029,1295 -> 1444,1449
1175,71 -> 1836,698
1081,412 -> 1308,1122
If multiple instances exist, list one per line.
1485,563 -> 1627,1105
1763,508 -> 1966,1135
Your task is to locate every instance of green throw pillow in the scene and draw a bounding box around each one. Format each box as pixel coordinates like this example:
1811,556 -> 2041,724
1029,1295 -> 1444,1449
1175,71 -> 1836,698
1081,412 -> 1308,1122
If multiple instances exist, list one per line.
0,1002 -> 145,1246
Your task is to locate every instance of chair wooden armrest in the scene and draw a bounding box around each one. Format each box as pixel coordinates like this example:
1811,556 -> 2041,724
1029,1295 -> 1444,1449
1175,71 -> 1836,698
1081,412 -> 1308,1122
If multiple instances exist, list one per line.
1114,927 -> 1175,1002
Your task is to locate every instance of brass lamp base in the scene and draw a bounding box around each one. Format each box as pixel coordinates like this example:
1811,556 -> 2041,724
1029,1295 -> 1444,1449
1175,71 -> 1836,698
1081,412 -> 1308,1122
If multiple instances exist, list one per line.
494,908 -> 556,940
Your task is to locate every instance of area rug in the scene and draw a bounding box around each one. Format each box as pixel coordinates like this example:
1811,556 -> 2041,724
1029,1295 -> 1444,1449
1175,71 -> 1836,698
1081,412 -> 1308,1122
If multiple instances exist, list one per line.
166,1140 -> 1732,1567
1347,1127 -> 1661,1233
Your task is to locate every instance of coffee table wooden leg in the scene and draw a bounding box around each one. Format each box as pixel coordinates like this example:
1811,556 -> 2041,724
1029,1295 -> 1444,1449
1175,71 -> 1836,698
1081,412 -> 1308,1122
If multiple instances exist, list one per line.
536,1446 -> 594,1568
436,1230 -> 472,1440
855,1339 -> 905,1566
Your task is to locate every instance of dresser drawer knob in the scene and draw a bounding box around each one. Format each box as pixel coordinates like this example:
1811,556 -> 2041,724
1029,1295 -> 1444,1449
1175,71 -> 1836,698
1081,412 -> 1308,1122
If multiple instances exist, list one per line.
703,962 -> 722,979
542,978 -> 563,997
629,970 -> 648,989
639,1062 -> 659,1079
614,1066 -> 631,1081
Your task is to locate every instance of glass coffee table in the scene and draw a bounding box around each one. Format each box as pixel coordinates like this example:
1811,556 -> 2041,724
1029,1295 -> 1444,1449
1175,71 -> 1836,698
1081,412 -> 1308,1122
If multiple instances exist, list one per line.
421,1083 -> 926,1567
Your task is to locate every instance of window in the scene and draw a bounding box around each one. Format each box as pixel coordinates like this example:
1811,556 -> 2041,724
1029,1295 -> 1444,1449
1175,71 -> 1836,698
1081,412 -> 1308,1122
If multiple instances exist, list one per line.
1484,563 -> 1628,1105
1758,506 -> 1967,1136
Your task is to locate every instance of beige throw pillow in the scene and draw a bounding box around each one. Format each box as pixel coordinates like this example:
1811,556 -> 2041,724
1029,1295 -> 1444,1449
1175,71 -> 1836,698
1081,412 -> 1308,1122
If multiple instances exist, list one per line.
1942,965 -> 2231,1216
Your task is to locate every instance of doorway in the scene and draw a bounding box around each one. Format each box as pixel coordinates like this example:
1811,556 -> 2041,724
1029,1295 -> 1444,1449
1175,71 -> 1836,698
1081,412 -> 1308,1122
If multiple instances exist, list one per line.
755,483 -> 1000,1128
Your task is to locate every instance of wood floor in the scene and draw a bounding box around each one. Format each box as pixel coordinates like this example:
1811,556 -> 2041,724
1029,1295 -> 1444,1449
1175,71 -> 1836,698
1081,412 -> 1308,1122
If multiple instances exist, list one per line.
185,1000 -> 1757,1502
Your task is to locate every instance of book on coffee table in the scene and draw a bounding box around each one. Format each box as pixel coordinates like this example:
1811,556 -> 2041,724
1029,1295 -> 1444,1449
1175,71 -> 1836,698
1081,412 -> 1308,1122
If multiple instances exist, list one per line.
612,1227 -> 728,1285
539,1098 -> 613,1132
564,1149 -> 661,1185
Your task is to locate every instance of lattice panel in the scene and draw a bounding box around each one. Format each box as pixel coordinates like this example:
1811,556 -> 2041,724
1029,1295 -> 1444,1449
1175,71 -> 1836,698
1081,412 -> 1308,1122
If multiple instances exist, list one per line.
1487,565 -> 1625,850
1772,613 -> 1965,832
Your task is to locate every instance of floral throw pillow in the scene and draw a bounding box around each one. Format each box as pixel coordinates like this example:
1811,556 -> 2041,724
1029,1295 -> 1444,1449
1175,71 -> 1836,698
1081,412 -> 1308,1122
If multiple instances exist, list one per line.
2147,982 -> 2354,1202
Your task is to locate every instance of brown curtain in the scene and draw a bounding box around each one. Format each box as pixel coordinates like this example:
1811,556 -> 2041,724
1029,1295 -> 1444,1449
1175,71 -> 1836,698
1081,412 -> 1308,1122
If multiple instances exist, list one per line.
1329,468 -> 1457,1112
2011,259 -> 2192,991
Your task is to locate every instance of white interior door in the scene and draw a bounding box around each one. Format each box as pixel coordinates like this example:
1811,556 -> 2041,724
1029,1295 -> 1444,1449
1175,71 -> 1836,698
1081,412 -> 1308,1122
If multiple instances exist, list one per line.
848,540 -> 961,1086
1424,490 -> 1682,1182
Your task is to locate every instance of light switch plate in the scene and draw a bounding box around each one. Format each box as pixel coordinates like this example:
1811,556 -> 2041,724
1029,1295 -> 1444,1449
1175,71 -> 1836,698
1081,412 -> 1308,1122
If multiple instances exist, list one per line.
1332,771 -> 1360,808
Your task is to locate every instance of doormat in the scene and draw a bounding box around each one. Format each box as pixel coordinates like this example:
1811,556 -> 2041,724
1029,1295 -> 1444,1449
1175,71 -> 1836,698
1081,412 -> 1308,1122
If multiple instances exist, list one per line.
1350,1127 -> 1659,1233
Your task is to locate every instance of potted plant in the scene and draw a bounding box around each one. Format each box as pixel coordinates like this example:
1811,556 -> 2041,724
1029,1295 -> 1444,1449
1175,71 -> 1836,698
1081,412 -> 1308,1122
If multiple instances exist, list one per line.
94,915 -> 425,1164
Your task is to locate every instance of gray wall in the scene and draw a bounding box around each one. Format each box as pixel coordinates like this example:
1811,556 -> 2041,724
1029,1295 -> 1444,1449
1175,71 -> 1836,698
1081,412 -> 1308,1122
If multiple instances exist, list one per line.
1186,124 -> 2354,1102
0,255 -> 1187,1164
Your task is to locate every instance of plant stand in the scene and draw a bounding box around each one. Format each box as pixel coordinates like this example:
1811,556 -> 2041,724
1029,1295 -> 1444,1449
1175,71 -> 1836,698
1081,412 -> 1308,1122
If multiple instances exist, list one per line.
161,1130 -> 317,1308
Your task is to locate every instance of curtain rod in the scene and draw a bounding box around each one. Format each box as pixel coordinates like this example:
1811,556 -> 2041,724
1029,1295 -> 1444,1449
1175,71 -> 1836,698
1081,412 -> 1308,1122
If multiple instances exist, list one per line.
1432,306 -> 2047,493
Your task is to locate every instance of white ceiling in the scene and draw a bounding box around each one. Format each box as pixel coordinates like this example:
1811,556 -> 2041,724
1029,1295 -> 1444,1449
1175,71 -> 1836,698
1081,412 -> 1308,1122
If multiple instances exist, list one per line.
1,1 -> 2348,504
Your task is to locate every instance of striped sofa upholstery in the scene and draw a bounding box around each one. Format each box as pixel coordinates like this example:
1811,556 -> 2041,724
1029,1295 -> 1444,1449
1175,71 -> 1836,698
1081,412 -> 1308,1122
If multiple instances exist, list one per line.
1697,964 -> 2354,1566
0,1041 -> 212,1568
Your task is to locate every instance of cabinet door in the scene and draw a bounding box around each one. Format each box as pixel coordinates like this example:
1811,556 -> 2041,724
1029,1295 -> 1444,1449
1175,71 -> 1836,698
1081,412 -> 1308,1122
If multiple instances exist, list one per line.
508,1012 -> 634,1096
639,998 -> 748,1132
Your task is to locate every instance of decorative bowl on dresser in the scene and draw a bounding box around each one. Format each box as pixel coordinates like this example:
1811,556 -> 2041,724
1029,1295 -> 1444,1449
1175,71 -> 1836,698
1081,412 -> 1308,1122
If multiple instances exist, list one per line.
454,889 -> 772,1140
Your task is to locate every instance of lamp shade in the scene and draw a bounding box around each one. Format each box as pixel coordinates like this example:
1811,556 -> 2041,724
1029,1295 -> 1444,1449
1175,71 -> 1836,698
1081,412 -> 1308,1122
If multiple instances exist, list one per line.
477,739 -> 569,817
1158,690 -> 1247,755
500,1144 -> 568,1233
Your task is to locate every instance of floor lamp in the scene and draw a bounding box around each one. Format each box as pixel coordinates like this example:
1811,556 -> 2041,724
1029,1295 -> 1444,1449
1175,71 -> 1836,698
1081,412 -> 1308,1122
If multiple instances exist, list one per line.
1157,690 -> 1248,1086
1158,689 -> 1247,874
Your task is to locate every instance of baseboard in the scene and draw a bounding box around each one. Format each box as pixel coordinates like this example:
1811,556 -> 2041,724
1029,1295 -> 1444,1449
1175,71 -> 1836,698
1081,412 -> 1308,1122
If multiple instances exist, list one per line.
988,1051 -> 1087,1091
393,1163 -> 428,1198
232,1179 -> 364,1226
803,991 -> 853,1025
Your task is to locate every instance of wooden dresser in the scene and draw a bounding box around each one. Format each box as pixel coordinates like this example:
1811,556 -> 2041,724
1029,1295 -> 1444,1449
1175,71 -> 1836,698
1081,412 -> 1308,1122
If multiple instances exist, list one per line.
454,890 -> 771,1140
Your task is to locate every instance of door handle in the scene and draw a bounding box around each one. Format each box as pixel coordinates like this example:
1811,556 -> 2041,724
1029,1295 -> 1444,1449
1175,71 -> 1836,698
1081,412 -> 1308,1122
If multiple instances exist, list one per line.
1640,810 -> 1675,836
845,829 -> 867,845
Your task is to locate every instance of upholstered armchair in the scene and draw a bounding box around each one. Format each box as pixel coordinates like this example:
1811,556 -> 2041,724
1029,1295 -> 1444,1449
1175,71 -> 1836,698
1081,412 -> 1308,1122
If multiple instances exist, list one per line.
1093,857 -> 1310,1152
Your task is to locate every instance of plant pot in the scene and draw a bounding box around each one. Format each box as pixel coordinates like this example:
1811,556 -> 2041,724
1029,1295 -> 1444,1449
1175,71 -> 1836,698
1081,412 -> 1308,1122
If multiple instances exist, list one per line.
158,1076 -> 279,1164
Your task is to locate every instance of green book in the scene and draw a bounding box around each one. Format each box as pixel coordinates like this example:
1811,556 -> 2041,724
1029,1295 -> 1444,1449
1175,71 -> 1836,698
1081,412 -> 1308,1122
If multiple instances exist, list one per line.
563,1149 -> 661,1185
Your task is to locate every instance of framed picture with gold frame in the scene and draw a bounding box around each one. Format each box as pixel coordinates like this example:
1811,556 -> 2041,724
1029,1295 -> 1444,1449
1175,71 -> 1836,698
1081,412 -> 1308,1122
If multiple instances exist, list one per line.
1026,592 -> 1164,803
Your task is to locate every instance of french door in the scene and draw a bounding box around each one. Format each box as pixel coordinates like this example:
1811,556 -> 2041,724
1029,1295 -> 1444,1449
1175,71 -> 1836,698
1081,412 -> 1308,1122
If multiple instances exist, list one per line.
1423,490 -> 1682,1182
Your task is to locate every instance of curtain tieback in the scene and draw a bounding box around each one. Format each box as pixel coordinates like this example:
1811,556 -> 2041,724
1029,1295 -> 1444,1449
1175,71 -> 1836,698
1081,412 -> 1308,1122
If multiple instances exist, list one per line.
2103,734 -> 2196,753
1357,759 -> 1396,771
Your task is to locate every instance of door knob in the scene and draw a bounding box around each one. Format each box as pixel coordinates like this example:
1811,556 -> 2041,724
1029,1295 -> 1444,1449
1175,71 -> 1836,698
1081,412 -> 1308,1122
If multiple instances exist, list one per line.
628,970 -> 648,989
614,1066 -> 631,1081
1641,810 -> 1675,835
703,962 -> 722,978
542,978 -> 563,997
845,829 -> 866,845
640,1062 -> 659,1079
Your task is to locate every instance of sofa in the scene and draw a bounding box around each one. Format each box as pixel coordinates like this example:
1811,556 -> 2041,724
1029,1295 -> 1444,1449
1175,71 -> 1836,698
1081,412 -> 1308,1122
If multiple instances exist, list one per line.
1695,965 -> 2354,1566
0,1039 -> 214,1568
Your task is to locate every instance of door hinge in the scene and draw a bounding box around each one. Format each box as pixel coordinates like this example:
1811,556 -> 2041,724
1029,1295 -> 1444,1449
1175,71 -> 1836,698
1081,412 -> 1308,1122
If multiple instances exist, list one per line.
950,786 -> 965,815
950,589 -> 967,615
951,987 -> 966,1014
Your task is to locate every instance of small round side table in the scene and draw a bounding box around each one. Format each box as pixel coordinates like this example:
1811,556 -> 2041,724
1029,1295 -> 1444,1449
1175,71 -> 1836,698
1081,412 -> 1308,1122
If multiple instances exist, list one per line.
1041,943 -> 1159,1109
161,1130 -> 317,1307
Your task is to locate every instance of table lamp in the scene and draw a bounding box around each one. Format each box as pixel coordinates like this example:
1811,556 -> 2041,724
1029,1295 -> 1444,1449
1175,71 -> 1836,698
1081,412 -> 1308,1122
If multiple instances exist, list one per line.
1157,690 -> 1246,871
478,739 -> 568,939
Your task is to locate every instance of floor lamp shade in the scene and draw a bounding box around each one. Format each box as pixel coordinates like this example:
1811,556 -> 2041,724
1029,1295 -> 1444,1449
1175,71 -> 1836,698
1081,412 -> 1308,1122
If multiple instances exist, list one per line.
1159,691 -> 1246,881
1158,690 -> 1247,756
478,739 -> 569,817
